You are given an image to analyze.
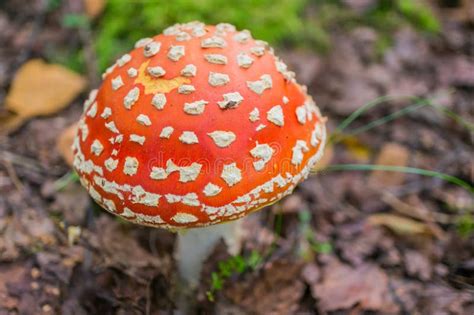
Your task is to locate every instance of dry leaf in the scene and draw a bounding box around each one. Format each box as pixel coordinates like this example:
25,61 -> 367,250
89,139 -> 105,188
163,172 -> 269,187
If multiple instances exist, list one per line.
341,135 -> 372,161
369,142 -> 409,187
84,0 -> 106,18
1,59 -> 86,133
368,213 -> 433,236
57,123 -> 78,166
313,260 -> 397,312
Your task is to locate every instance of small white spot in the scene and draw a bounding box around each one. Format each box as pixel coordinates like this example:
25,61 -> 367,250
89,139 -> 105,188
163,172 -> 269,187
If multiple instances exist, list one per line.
181,64 -> 197,77
295,105 -> 307,124
178,84 -> 195,94
111,149 -> 119,156
163,25 -> 180,36
201,36 -> 226,48
175,31 -> 192,42
233,30 -> 251,43
166,159 -> 180,174
179,162 -> 202,183
237,53 -> 254,68
124,87 -> 140,109
151,93 -> 166,110
111,75 -> 124,90
150,167 -> 167,180
83,89 -> 98,111
103,199 -> 116,212
135,37 -> 153,48
256,124 -> 266,131
101,107 -> 112,119
311,123 -> 324,147
182,193 -> 200,206
250,46 -> 265,57
79,122 -> 89,141
203,183 -> 222,197
218,92 -> 243,109
143,41 -> 161,57
267,105 -> 284,126
86,102 -> 97,118
121,207 -> 136,218
130,134 -> 145,145
160,126 -> 174,139
249,108 -> 260,122
291,140 -> 309,166
136,114 -> 152,126
250,143 -> 274,171
124,157 -> 139,175
209,72 -> 230,87
105,121 -> 120,134
207,131 -> 236,148
204,54 -> 227,65
221,163 -> 242,187
247,74 -> 272,95
116,54 -> 132,67
283,96 -> 289,104
179,131 -> 199,144
184,100 -> 208,115
102,64 -> 116,80
275,59 -> 295,81
216,23 -> 236,33
104,158 -> 118,172
90,140 -> 103,156
131,185 -> 160,206
172,212 -> 198,223
147,66 -> 166,77
127,67 -> 138,78
168,45 -> 185,61
109,134 -> 123,144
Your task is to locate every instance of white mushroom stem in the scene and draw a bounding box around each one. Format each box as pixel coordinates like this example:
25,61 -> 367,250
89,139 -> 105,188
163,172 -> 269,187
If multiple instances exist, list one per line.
175,219 -> 242,288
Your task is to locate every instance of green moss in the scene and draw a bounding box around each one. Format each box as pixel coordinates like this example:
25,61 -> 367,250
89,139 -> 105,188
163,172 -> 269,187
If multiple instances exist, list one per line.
95,0 -> 308,71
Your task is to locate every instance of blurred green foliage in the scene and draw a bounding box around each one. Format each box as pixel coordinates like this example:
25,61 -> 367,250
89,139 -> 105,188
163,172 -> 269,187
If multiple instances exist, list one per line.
95,0 -> 308,71
456,214 -> 474,238
53,0 -> 440,73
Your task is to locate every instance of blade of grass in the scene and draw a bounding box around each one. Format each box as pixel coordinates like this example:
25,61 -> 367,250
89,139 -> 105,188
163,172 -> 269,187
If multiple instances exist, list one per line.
345,100 -> 428,136
321,164 -> 474,195
334,94 -> 418,134
332,93 -> 474,143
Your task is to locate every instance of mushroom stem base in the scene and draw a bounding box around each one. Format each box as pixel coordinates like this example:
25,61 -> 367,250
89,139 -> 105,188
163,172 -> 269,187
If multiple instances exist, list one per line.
175,219 -> 242,288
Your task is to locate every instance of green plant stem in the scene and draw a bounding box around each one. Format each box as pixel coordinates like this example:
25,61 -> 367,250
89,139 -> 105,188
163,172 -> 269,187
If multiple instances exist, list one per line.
322,164 -> 474,195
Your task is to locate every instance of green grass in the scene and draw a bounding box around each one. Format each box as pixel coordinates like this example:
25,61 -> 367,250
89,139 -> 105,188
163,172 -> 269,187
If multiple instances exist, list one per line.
323,164 -> 474,195
48,0 -> 441,73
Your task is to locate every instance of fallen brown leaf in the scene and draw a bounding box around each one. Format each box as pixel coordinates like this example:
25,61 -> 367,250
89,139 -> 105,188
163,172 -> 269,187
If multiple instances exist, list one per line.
369,142 -> 410,187
57,123 -> 78,166
313,260 -> 397,312
83,0 -> 107,19
1,59 -> 86,134
224,260 -> 305,315
368,213 -> 433,236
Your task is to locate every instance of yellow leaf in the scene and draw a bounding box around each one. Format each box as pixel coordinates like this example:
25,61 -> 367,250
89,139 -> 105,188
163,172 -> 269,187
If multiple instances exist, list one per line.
340,135 -> 371,162
83,0 -> 106,19
2,59 -> 86,133
368,214 -> 432,236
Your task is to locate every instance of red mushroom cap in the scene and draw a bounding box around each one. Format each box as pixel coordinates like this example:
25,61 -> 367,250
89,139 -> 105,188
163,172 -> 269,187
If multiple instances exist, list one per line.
73,22 -> 327,229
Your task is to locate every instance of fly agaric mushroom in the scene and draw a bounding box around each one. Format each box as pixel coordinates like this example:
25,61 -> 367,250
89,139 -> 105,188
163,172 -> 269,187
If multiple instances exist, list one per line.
72,21 -> 326,302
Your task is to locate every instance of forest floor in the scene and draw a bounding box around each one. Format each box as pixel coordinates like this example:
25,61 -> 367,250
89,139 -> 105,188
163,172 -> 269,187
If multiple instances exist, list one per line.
0,1 -> 473,314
